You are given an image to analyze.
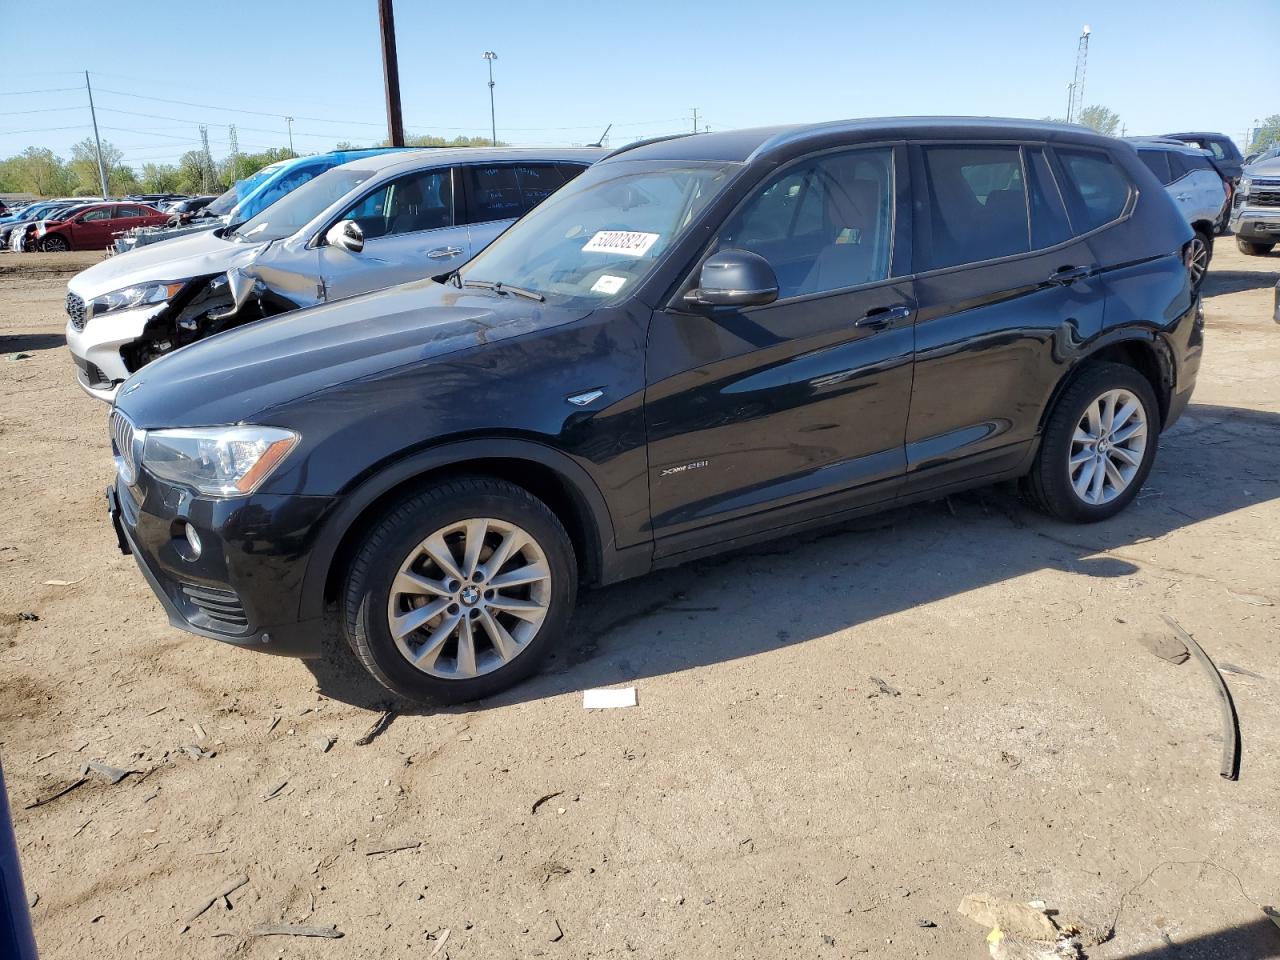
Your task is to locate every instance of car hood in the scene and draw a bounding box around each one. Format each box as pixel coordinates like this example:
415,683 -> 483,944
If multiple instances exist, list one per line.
1244,157 -> 1280,177
67,228 -> 267,299
114,278 -> 590,428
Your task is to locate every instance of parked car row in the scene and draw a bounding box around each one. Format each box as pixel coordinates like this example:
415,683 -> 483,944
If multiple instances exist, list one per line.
67,147 -> 602,399
87,118 -> 1206,703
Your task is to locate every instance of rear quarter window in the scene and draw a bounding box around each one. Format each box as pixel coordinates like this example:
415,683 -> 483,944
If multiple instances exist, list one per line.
1056,149 -> 1133,232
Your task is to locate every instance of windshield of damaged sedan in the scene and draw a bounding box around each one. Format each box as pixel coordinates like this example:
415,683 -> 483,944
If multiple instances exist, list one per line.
227,167 -> 378,243
457,160 -> 739,305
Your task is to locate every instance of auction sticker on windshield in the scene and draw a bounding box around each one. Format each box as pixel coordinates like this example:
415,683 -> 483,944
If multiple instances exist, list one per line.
582,231 -> 660,257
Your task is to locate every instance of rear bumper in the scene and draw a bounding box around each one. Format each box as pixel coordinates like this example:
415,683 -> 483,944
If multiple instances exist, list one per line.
108,478 -> 334,659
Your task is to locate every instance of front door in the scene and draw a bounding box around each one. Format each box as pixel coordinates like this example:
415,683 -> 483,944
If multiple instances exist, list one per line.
644,144 -> 916,554
320,166 -> 468,301
71,207 -> 117,248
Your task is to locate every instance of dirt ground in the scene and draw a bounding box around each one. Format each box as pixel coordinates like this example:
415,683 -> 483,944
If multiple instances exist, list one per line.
1,242 -> 1278,960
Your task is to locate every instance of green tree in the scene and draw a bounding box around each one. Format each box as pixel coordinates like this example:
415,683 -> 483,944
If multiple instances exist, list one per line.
1077,105 -> 1121,136
140,163 -> 182,193
5,147 -> 75,196
68,137 -> 137,195
1247,115 -> 1280,155
377,134 -> 505,148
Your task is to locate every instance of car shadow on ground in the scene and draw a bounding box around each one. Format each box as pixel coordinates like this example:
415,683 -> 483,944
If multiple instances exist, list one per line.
1109,916 -> 1280,959
0,332 -> 65,352
305,401 -> 1280,715
1202,269 -> 1279,296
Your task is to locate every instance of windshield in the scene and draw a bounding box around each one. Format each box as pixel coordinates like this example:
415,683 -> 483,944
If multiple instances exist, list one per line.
459,159 -> 738,306
229,166 -> 378,243
206,171 -> 269,217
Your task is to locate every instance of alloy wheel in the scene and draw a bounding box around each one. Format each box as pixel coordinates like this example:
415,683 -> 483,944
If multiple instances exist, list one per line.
1068,388 -> 1148,505
386,517 -> 551,679
1188,236 -> 1209,288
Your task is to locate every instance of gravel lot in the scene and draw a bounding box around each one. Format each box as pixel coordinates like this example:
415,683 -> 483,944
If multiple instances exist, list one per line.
1,243 -> 1278,959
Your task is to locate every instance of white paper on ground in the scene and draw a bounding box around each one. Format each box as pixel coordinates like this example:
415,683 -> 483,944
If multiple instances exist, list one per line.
582,687 -> 637,709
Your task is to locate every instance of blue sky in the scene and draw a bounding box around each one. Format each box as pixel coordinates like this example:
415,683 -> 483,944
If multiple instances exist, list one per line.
2,0 -> 1274,169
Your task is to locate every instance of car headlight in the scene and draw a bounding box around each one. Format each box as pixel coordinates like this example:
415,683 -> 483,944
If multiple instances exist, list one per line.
1238,177 -> 1252,198
86,281 -> 185,320
141,425 -> 299,497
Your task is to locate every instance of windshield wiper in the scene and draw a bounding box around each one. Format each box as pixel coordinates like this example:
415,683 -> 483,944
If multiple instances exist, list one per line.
462,279 -> 544,302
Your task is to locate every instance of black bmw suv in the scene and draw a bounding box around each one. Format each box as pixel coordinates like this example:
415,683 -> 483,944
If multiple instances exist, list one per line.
107,118 -> 1203,702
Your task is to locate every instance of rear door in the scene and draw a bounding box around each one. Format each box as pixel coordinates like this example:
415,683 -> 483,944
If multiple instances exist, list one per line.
459,161 -> 581,255
905,142 -> 1109,491
645,143 -> 916,550
1169,152 -> 1226,225
319,165 -> 463,300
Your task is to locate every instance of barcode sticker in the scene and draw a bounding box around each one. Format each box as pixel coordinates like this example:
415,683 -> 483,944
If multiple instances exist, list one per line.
582,230 -> 660,257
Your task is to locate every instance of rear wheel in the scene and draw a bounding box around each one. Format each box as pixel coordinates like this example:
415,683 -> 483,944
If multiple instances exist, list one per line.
1188,229 -> 1212,292
1026,362 -> 1159,523
342,477 -> 577,703
1237,238 -> 1276,256
39,234 -> 69,253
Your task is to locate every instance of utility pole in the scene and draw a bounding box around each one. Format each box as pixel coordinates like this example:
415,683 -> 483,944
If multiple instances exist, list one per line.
378,0 -> 406,147
483,51 -> 498,147
199,125 -> 212,193
84,71 -> 109,198
228,124 -> 240,182
692,107 -> 699,134
1067,25 -> 1091,124
285,116 -> 295,154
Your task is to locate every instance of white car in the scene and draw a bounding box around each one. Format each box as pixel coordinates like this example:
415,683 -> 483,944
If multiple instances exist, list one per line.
65,147 -> 602,401
1128,138 -> 1228,288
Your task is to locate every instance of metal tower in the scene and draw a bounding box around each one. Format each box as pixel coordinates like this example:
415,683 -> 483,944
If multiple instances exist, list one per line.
1067,25 -> 1091,123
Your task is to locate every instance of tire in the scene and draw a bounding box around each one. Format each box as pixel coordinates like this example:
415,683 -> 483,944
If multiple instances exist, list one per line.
39,235 -> 69,253
1237,238 -> 1275,256
1189,229 -> 1212,293
1026,362 -> 1159,523
342,477 -> 577,703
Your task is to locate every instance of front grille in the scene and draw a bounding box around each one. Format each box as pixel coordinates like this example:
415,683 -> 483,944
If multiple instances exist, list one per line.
1251,190 -> 1280,208
181,584 -> 249,631
109,409 -> 137,484
66,292 -> 87,330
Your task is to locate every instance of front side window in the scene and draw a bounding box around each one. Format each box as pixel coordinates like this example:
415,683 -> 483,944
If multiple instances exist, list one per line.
1057,149 -> 1132,232
917,145 -> 1029,270
458,159 -> 737,306
720,146 -> 894,298
337,168 -> 452,239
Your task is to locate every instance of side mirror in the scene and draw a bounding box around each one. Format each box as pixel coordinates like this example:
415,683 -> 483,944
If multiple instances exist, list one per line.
324,219 -> 364,253
684,249 -> 779,309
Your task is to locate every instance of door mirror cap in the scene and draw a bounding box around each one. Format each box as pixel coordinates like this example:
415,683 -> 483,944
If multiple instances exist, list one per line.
685,249 -> 779,309
324,219 -> 364,253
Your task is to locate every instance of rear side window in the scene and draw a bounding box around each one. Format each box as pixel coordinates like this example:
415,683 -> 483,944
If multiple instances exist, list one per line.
1026,148 -> 1072,249
115,206 -> 145,218
462,165 -> 523,223
1137,149 -> 1173,185
512,163 -> 567,208
1056,149 -> 1132,232
917,145 -> 1029,270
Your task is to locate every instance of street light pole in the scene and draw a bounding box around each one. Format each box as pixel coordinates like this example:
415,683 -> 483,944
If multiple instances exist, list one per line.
483,51 -> 497,146
285,116 -> 295,154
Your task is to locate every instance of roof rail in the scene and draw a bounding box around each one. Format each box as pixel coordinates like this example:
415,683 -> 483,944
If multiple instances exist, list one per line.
603,132 -> 696,161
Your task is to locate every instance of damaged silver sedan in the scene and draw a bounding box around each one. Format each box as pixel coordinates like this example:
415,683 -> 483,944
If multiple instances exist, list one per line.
65,147 -> 603,401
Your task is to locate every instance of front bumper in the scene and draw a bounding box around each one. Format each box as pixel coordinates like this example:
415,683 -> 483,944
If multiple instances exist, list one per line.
108,473 -> 337,659
1229,208 -> 1280,241
65,303 -> 166,403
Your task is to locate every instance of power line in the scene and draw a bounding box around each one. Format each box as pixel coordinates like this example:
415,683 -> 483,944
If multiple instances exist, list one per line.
0,86 -> 82,96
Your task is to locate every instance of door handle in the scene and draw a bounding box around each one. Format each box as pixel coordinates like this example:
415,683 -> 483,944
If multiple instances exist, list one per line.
854,304 -> 912,329
1048,265 -> 1090,285
426,246 -> 463,259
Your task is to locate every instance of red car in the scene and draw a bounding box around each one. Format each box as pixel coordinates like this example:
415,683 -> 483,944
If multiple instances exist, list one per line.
35,202 -> 168,252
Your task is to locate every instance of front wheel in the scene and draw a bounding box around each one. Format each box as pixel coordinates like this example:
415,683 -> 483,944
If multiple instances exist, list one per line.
342,477 -> 578,703
1237,238 -> 1276,256
1026,362 -> 1159,523
39,235 -> 69,252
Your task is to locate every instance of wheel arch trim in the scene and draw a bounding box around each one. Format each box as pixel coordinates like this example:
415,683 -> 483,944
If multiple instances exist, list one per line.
297,437 -> 634,623
1040,332 -> 1175,434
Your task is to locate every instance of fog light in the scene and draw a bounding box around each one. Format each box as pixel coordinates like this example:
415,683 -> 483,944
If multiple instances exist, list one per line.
184,523 -> 202,557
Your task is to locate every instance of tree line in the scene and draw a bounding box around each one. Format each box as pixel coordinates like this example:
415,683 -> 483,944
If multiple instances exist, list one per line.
0,133 -> 503,198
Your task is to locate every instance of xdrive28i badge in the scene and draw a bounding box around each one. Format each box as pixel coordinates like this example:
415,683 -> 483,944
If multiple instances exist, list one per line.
659,459 -> 710,478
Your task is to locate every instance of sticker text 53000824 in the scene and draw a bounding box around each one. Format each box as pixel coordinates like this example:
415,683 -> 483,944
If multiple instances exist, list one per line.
582,231 -> 660,257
